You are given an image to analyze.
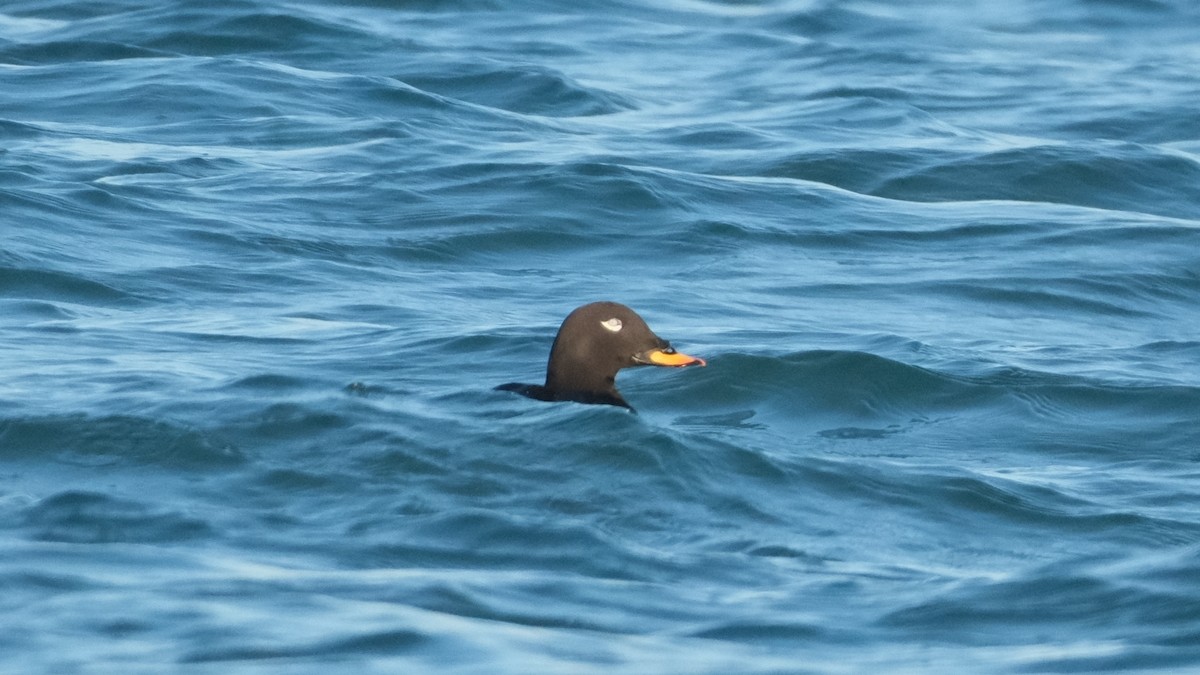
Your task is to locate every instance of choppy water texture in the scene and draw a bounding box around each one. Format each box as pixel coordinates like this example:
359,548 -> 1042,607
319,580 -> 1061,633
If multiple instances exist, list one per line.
3,0 -> 1200,672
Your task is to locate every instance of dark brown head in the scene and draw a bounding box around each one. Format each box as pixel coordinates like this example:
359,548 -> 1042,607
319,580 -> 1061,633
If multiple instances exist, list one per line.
542,301 -> 705,408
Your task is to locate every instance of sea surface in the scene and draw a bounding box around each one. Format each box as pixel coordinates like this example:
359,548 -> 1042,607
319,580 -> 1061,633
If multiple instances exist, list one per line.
3,0 -> 1200,672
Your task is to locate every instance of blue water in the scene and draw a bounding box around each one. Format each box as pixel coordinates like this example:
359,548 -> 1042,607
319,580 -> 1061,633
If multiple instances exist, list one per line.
3,0 -> 1200,672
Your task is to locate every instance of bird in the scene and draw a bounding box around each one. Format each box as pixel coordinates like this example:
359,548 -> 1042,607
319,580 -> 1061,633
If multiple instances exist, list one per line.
496,301 -> 705,410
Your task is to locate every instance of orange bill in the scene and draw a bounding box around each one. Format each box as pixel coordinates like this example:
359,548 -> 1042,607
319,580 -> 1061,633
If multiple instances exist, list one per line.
644,348 -> 706,367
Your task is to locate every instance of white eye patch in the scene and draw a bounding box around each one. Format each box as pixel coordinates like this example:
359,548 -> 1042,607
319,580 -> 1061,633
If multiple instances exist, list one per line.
600,317 -> 623,333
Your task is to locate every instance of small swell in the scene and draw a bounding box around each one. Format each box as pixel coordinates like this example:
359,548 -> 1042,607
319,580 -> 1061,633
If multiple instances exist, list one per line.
673,350 -> 990,421
0,266 -> 131,306
0,414 -> 244,469
23,490 -> 212,544
402,62 -> 635,117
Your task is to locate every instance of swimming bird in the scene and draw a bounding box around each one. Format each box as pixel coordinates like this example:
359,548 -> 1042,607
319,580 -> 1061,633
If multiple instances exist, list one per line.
496,301 -> 705,410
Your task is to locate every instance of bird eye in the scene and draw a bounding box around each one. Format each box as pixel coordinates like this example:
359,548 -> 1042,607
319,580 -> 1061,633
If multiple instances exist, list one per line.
600,318 -> 623,332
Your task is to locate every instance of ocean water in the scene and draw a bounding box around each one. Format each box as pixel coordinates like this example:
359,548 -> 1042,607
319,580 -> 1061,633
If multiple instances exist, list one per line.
2,0 -> 1200,672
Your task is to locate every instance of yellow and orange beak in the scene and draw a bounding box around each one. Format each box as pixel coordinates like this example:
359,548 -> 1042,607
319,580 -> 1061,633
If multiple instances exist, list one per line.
640,347 -> 706,368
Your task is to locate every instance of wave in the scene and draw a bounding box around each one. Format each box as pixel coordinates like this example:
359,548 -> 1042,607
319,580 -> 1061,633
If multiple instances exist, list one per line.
0,414 -> 243,469
400,62 -> 635,117
660,350 -> 1200,451
881,547 -> 1200,670
758,142 -> 1200,219
0,266 -> 132,306
22,490 -> 212,544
